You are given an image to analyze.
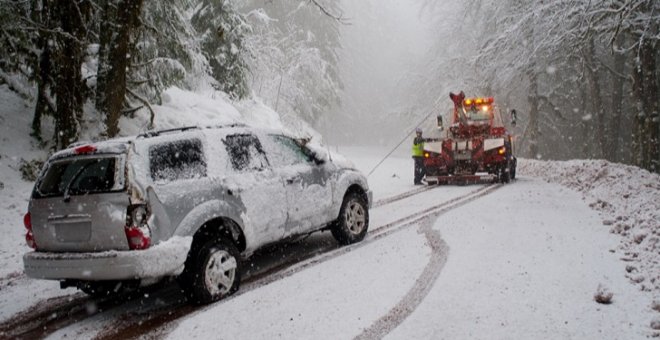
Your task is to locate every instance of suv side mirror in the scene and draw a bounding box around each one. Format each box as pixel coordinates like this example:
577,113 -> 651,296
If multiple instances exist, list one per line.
510,110 -> 518,127
436,115 -> 444,130
304,145 -> 329,165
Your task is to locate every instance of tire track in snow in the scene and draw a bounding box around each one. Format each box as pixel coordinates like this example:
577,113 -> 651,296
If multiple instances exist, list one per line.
354,184 -> 501,340
372,185 -> 436,208
354,219 -> 447,340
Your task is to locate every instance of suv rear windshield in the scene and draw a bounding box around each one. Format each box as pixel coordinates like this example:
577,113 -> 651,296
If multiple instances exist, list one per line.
35,156 -> 122,198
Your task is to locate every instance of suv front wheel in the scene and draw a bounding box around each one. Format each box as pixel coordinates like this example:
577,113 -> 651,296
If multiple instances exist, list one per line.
183,237 -> 241,304
331,192 -> 369,245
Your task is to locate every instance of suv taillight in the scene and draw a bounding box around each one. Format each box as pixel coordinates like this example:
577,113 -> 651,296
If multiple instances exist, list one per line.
124,205 -> 151,250
23,212 -> 37,249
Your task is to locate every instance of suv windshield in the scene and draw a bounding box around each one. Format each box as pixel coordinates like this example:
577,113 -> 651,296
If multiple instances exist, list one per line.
35,157 -> 121,198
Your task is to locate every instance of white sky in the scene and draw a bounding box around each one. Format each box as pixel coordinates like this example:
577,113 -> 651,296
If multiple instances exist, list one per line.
323,0 -> 436,145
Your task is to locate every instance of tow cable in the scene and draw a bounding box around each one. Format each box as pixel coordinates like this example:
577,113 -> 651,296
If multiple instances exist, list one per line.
367,111 -> 436,177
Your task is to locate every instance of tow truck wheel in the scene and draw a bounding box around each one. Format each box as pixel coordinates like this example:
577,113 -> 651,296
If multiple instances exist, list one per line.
499,164 -> 511,183
510,158 -> 517,180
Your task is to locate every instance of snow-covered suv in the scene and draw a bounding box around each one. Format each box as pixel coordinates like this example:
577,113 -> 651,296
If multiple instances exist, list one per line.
22,125 -> 371,304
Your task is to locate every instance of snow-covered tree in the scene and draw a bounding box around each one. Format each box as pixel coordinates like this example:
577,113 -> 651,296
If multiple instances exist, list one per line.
239,0 -> 342,127
422,0 -> 659,173
192,0 -> 250,99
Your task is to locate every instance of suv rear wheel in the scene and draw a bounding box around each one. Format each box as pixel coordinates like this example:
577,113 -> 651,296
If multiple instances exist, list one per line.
331,192 -> 369,245
182,237 -> 241,304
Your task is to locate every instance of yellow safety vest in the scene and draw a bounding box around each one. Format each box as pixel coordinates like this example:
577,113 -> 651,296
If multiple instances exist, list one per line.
412,139 -> 424,157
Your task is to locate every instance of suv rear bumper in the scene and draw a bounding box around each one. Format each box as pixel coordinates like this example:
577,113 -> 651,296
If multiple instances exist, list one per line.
23,236 -> 192,281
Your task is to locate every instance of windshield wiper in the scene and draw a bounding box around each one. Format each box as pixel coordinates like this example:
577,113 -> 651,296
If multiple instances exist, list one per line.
62,161 -> 96,202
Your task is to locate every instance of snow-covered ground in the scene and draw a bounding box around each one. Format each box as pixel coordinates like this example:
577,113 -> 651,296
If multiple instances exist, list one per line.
1,85 -> 659,338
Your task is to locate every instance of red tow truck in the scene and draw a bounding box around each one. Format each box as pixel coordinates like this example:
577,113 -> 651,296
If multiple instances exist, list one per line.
423,91 -> 517,185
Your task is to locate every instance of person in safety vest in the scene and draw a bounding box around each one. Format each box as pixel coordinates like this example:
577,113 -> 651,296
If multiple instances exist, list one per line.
412,128 -> 438,185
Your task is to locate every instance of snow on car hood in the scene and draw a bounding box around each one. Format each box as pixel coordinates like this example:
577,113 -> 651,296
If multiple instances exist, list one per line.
306,142 -> 357,170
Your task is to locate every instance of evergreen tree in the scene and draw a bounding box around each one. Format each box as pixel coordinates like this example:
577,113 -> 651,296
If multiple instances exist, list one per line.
239,0 -> 342,125
96,0 -> 144,138
192,0 -> 249,99
132,0 -> 203,104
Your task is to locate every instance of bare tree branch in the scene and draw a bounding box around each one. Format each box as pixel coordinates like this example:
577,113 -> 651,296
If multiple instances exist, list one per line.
126,88 -> 155,129
308,0 -> 349,24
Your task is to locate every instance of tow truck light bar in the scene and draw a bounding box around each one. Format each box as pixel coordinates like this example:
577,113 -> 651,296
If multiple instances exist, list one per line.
463,97 -> 494,106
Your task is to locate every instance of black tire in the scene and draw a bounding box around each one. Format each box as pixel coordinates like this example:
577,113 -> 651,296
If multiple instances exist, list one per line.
510,158 -> 517,180
499,163 -> 511,183
181,237 -> 241,305
331,192 -> 369,245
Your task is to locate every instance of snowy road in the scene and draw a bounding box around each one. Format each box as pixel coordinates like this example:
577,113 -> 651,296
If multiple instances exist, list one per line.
0,148 -> 657,339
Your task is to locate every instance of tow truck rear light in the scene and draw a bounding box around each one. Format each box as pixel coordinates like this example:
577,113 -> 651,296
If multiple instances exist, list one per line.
24,212 -> 37,249
498,147 -> 506,155
125,205 -> 151,250
424,152 -> 430,158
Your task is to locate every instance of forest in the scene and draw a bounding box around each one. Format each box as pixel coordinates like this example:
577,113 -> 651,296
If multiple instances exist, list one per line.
0,0 -> 658,174
418,0 -> 659,173
0,0 -> 341,147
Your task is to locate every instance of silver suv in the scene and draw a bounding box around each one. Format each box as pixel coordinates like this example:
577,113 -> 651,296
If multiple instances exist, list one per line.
22,125 -> 371,304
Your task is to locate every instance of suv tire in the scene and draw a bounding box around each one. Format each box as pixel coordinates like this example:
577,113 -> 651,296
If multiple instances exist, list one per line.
331,192 -> 369,245
184,237 -> 241,305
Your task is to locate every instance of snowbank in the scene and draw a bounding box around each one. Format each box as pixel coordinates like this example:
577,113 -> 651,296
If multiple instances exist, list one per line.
0,85 -> 48,278
118,86 -> 317,140
520,159 -> 660,297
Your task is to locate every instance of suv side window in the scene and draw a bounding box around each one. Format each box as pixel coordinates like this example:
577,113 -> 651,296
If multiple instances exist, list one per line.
149,139 -> 207,182
265,135 -> 312,168
224,134 -> 269,171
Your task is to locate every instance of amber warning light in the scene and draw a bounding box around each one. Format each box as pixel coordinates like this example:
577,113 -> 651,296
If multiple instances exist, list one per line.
463,97 -> 494,106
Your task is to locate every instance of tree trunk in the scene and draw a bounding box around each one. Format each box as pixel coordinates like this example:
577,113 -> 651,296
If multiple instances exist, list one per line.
526,66 -> 540,158
631,38 -> 659,173
51,1 -> 91,149
96,0 -> 144,138
583,38 -> 605,159
607,47 -> 626,163
31,0 -> 52,141
639,39 -> 659,172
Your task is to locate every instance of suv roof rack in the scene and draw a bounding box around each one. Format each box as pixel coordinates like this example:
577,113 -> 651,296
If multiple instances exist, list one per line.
137,126 -> 200,139
137,123 -> 250,139
205,123 -> 248,129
